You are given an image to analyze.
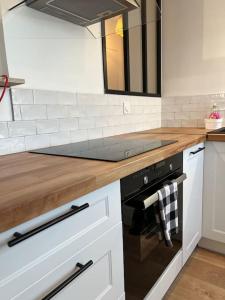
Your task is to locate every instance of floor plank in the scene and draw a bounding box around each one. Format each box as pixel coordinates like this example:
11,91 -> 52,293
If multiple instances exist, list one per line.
164,247 -> 225,300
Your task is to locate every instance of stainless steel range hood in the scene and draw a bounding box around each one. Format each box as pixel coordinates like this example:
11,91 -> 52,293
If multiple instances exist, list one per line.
26,0 -> 139,27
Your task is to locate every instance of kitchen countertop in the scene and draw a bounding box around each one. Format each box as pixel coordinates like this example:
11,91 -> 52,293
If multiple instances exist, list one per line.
146,127 -> 210,135
0,128 -> 206,232
207,132 -> 225,141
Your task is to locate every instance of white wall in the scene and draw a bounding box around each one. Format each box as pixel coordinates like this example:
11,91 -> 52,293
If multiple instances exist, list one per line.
163,0 -> 225,97
2,3 -> 104,94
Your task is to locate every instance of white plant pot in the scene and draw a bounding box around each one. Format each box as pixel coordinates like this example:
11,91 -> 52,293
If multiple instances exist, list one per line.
204,118 -> 223,130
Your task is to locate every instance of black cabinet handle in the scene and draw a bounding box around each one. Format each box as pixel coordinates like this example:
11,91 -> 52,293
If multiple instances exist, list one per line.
190,147 -> 205,155
8,203 -> 89,247
42,260 -> 93,300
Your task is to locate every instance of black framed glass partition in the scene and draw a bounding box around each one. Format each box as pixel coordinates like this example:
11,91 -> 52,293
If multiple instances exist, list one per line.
102,0 -> 161,97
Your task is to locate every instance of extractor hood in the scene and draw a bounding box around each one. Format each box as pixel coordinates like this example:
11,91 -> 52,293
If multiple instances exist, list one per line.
26,0 -> 139,27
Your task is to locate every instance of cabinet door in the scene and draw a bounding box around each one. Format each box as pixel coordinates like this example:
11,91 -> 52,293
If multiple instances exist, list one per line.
203,142 -> 225,243
0,181 -> 121,286
183,143 -> 204,264
1,224 -> 124,300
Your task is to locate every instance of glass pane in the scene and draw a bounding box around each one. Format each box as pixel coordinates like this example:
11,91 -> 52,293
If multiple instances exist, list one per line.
105,15 -> 125,91
146,0 -> 159,94
87,0 -> 161,39
128,7 -> 143,93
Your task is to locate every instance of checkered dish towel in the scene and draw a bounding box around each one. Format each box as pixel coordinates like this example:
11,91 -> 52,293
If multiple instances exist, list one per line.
154,182 -> 179,247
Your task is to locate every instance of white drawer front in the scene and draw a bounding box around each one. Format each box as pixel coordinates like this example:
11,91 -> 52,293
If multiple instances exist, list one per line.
183,142 -> 204,161
1,223 -> 124,300
0,181 -> 121,285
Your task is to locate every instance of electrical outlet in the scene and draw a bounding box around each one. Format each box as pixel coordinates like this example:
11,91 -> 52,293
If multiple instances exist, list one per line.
123,100 -> 131,115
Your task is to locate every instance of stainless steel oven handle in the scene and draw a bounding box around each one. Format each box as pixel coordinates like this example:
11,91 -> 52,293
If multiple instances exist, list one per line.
143,173 -> 187,209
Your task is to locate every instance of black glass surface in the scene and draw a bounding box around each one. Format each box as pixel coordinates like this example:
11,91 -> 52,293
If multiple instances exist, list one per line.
210,127 -> 225,134
121,153 -> 183,299
30,137 -> 177,162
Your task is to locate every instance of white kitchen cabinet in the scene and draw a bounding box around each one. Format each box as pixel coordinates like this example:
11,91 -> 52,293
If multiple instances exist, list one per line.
2,224 -> 124,300
183,143 -> 204,264
0,181 -> 125,300
202,142 -> 225,245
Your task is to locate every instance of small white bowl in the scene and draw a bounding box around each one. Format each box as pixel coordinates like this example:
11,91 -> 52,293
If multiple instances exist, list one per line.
205,118 -> 223,130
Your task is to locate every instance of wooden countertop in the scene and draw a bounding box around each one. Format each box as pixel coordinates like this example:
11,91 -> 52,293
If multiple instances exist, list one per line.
0,128 -> 206,232
146,127 -> 210,135
207,133 -> 225,142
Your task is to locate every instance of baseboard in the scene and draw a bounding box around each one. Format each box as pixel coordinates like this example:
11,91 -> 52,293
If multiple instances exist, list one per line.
199,238 -> 225,255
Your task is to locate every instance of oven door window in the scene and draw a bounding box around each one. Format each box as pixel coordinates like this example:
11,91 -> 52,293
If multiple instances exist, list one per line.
122,186 -> 182,300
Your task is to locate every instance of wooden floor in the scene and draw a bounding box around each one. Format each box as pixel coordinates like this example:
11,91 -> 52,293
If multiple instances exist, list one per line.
164,247 -> 225,300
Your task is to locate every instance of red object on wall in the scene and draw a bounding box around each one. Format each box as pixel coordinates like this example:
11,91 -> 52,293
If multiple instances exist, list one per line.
0,75 -> 9,103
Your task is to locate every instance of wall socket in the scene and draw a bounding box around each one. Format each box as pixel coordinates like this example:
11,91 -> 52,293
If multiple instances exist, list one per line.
123,100 -> 131,115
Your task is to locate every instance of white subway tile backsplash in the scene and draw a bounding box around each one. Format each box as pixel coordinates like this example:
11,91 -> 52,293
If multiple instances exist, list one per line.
181,120 -> 198,127
1,88 -> 162,155
102,126 -> 122,137
50,131 -> 71,146
163,105 -> 181,113
108,116 -> 123,126
36,119 -> 59,134
34,90 -> 76,105
57,91 -> 76,105
108,106 -> 123,116
95,117 -> 109,128
69,105 -> 82,118
70,130 -> 88,143
82,106 -> 104,117
34,90 -> 58,105
164,120 -> 182,127
8,121 -> 36,137
0,122 -> 8,139
174,112 -> 190,120
162,112 -> 175,120
174,97 -> 191,105
47,105 -> 69,119
13,105 -> 22,121
197,119 -> 205,127
11,89 -> 34,105
0,137 -> 25,155
77,94 -> 108,106
25,134 -> 50,150
131,106 -> 144,114
21,105 -> 47,120
189,111 -> 207,120
107,94 -> 124,105
79,118 -> 95,129
88,128 -> 103,140
59,118 -> 79,131
182,104 -> 210,112
162,94 -> 225,128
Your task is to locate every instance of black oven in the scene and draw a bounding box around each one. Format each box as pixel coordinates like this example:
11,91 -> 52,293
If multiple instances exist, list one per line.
120,153 -> 184,300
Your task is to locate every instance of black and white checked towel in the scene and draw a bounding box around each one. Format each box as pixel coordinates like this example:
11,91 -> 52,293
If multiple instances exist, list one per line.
154,182 -> 179,247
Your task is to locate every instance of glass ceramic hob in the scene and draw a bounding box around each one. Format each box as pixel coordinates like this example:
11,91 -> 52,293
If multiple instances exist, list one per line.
30,137 -> 176,162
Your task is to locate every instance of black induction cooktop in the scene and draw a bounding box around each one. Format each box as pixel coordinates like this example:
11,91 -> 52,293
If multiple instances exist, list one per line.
30,137 -> 177,162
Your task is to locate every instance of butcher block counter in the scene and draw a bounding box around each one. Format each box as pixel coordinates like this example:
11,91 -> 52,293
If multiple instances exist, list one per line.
0,128 -> 206,232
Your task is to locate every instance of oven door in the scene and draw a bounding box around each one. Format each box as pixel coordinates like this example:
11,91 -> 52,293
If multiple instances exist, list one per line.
122,175 -> 183,300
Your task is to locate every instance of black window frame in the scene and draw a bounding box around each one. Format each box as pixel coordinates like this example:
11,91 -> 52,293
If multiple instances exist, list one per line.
102,0 -> 161,98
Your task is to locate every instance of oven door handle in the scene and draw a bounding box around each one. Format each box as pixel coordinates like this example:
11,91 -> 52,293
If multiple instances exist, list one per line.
143,173 -> 187,209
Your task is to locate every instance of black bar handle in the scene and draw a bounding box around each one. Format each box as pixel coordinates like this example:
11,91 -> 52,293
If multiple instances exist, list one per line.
8,203 -> 89,248
190,147 -> 205,155
42,260 -> 93,300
